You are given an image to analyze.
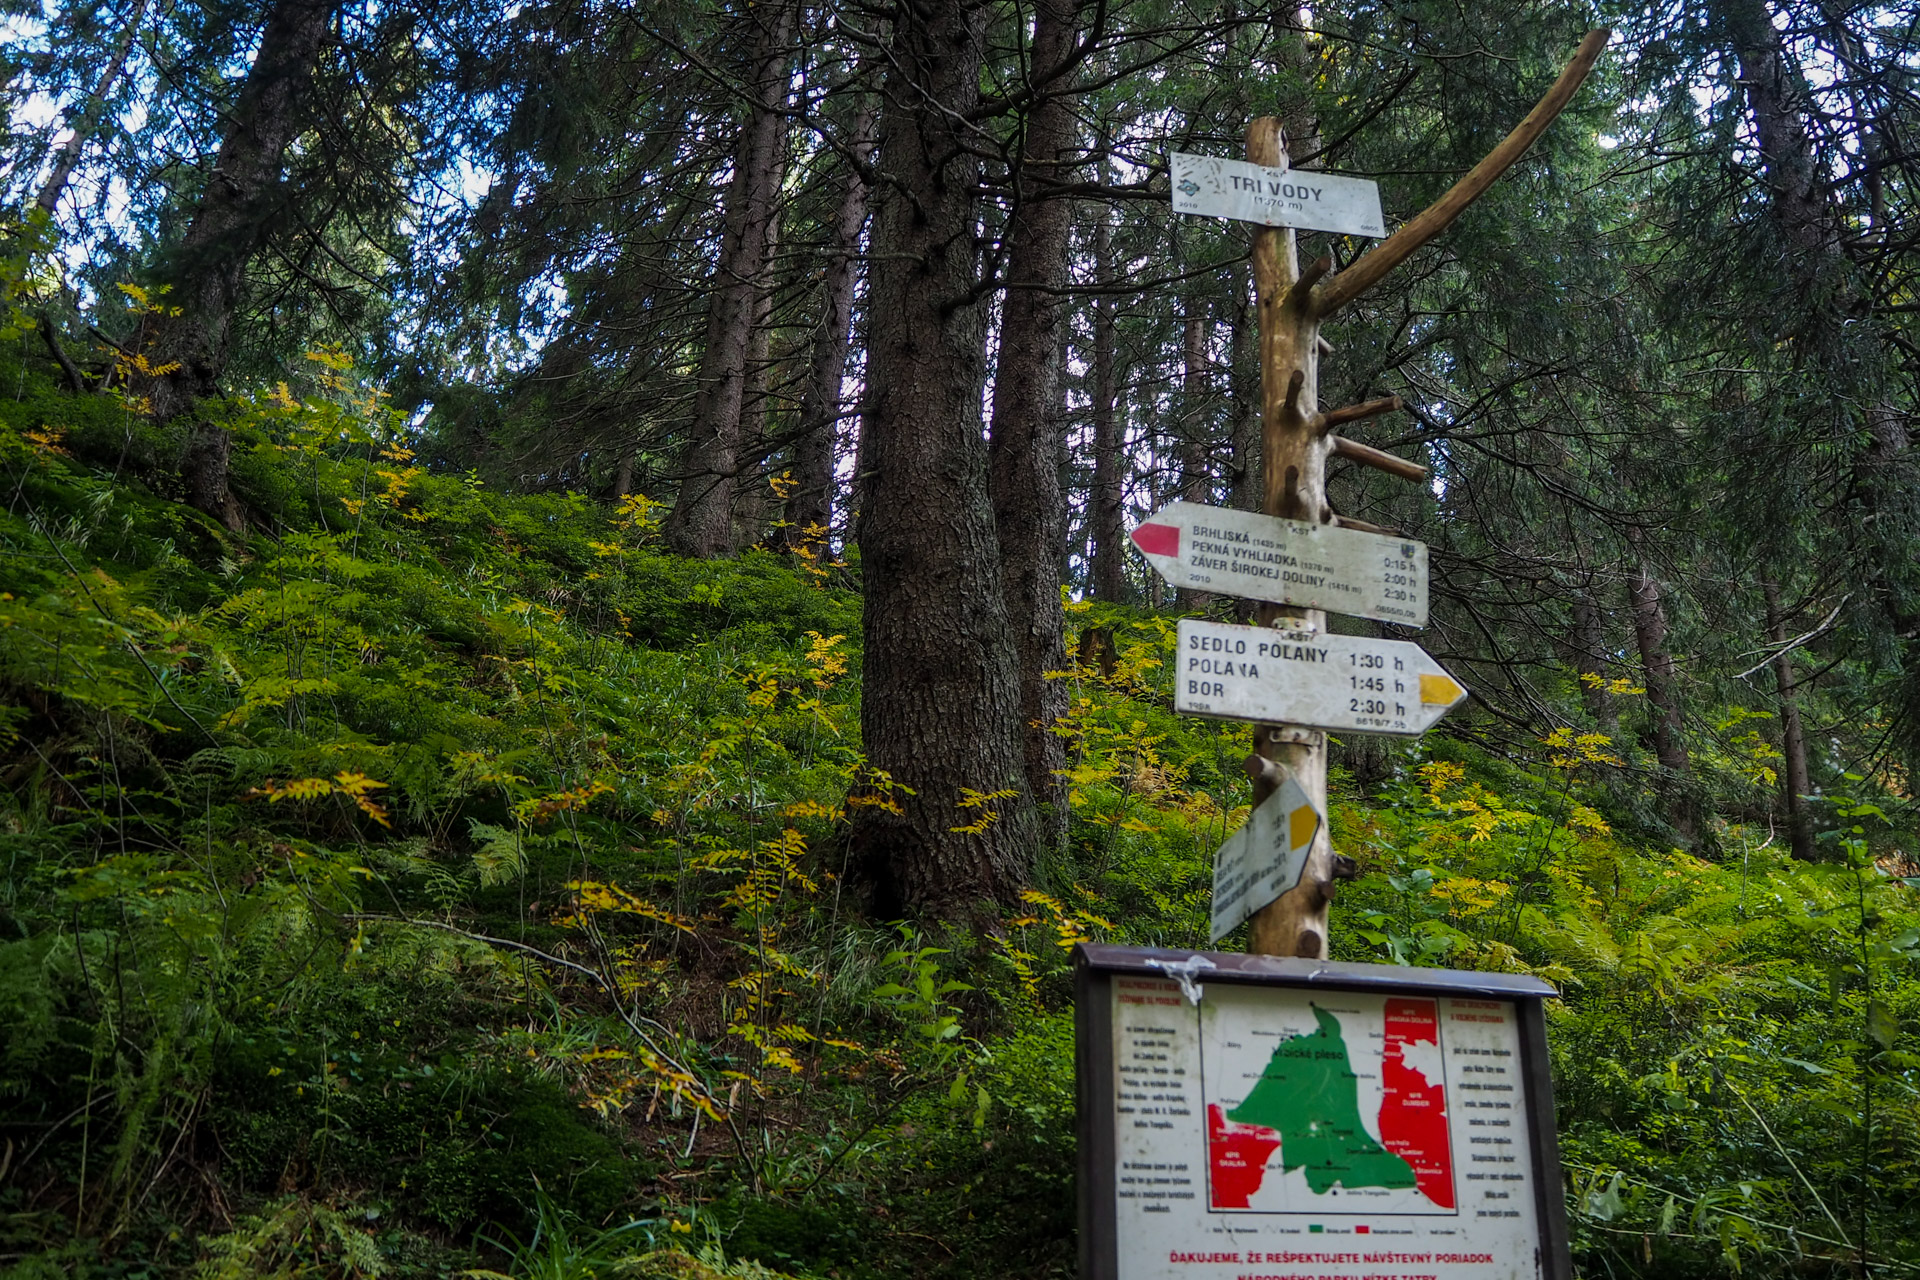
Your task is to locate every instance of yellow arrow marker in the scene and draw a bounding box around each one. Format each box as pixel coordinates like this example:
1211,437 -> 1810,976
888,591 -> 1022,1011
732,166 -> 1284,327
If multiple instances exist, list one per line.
1289,804 -> 1319,853
1419,673 -> 1465,706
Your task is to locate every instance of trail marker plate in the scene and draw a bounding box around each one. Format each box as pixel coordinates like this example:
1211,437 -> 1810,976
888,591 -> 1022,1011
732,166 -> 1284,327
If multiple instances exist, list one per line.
1174,620 -> 1466,735
1170,151 -> 1386,237
1210,774 -> 1322,943
1131,501 -> 1427,626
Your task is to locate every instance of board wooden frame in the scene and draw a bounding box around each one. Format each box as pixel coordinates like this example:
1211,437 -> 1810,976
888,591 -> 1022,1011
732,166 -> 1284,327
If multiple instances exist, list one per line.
1075,944 -> 1571,1280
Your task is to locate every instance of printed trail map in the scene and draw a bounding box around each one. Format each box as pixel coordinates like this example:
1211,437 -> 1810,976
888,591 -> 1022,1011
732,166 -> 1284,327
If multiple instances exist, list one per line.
1208,999 -> 1452,1210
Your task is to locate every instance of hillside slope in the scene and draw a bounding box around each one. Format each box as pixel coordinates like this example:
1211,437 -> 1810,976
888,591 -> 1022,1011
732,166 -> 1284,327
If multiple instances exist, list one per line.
2,354 -> 1918,1279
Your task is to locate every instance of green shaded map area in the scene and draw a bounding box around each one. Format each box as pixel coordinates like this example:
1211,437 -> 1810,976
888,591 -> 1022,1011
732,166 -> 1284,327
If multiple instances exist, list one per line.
1226,1005 -> 1417,1195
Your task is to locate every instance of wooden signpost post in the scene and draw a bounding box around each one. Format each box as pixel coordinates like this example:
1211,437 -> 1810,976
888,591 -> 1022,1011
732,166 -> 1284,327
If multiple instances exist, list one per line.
1078,32 -> 1609,1280
1161,31 -> 1611,961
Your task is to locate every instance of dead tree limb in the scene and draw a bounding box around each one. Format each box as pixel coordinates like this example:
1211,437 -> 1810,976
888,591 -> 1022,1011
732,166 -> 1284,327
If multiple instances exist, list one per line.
1313,29 -> 1610,320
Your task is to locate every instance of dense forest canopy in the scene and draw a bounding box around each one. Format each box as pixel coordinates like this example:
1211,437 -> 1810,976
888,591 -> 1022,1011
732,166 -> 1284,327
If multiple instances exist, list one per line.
1,0 -> 1918,1275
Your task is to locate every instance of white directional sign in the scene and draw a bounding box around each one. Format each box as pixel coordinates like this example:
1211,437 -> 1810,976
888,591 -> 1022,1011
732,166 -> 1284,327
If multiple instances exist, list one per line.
1175,619 -> 1467,735
1211,773 -> 1322,943
1131,501 -> 1428,627
1170,151 -> 1386,237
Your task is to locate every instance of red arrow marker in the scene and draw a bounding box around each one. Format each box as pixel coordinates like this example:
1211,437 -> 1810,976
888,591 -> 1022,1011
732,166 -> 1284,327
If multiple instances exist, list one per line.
1130,522 -> 1180,558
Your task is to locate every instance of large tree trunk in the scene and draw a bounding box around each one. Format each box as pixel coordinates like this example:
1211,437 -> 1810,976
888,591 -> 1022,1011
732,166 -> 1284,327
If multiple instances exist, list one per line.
1088,207 -> 1128,603
1178,302 -> 1210,503
849,0 -> 1037,916
1727,0 -> 1839,272
663,2 -> 792,558
1727,0 -> 1920,781
1628,561 -> 1697,841
729,214 -> 782,548
987,0 -> 1081,852
1227,272 -> 1260,514
1764,581 -> 1816,860
1569,590 -> 1619,737
36,0 -> 150,216
784,110 -> 876,561
138,0 -> 335,531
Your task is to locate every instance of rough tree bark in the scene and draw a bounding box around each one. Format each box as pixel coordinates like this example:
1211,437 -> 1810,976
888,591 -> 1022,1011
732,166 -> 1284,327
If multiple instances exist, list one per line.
1628,560 -> 1697,841
1227,273 -> 1260,514
988,0 -> 1081,851
1088,205 -> 1128,603
784,110 -> 876,561
1727,0 -> 1840,273
729,214 -> 781,547
137,0 -> 335,531
36,0 -> 150,216
1569,590 -> 1619,737
1764,581 -> 1816,860
1178,302 -> 1210,503
850,0 -> 1037,915
664,1 -> 793,558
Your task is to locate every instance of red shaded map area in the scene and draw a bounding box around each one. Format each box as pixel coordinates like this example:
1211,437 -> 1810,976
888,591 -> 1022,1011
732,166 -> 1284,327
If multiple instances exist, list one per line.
1379,997 -> 1455,1208
1207,1103 -> 1283,1208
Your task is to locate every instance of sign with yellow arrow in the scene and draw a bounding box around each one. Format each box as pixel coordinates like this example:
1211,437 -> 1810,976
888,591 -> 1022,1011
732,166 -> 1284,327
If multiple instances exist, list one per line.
1174,620 -> 1468,735
1211,771 -> 1323,942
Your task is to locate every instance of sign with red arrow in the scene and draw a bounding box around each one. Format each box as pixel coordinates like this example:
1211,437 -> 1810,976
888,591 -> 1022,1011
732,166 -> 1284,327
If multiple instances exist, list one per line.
1130,501 -> 1428,627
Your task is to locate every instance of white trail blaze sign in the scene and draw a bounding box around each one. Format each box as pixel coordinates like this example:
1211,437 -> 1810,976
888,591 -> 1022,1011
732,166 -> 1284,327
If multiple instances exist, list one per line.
1210,774 -> 1322,944
1169,151 -> 1386,237
1130,501 -> 1428,627
1175,620 -> 1467,735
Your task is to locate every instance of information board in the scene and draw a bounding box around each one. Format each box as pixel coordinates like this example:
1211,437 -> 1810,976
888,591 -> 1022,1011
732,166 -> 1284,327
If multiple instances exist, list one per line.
1077,946 -> 1569,1280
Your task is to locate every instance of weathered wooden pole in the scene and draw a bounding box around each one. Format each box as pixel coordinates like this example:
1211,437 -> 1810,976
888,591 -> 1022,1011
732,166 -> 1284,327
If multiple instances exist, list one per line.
1241,29 -> 1610,959
1243,119 -> 1346,959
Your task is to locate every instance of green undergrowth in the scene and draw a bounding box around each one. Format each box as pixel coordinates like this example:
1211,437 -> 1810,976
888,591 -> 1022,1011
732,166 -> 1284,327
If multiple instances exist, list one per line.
1,341 -> 1918,1280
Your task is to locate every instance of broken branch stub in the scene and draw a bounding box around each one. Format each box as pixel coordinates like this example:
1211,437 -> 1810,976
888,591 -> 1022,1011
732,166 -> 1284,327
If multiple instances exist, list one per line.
1330,433 -> 1429,483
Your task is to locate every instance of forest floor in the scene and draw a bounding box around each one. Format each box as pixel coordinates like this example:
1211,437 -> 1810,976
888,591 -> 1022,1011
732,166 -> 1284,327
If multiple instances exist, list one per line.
3,356 -> 1919,1280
